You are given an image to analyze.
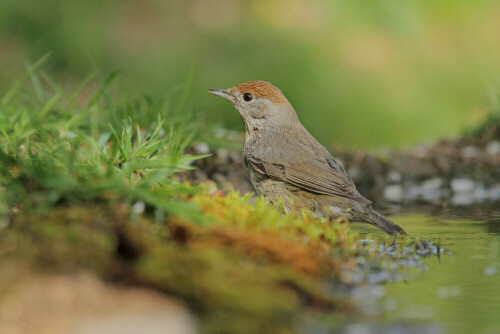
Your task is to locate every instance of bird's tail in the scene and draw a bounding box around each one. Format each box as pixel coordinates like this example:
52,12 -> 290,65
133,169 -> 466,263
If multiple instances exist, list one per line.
356,207 -> 406,235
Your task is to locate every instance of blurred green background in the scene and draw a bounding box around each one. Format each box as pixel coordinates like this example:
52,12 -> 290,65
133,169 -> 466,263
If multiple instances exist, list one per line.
1,0 -> 499,149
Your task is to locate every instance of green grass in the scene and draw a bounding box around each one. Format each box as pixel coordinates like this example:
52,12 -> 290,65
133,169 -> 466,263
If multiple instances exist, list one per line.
0,61 -> 209,222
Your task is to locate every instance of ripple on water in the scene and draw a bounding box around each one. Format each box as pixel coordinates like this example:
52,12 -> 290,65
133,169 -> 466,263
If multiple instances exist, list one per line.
349,214 -> 500,334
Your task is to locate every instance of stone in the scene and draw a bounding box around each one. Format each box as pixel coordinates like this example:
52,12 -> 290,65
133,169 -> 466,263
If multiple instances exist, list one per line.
486,141 -> 500,156
450,178 -> 475,193
451,192 -> 474,206
461,145 -> 479,159
420,178 -> 444,202
383,185 -> 403,202
215,148 -> 229,162
193,142 -> 210,155
386,169 -> 402,183
421,178 -> 443,192
488,184 -> 500,201
474,183 -> 487,202
0,273 -> 197,334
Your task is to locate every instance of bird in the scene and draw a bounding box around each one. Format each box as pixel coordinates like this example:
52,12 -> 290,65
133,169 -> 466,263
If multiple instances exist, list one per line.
208,81 -> 405,235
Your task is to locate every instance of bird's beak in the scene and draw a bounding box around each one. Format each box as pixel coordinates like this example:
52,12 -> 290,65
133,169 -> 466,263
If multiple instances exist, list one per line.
207,88 -> 233,102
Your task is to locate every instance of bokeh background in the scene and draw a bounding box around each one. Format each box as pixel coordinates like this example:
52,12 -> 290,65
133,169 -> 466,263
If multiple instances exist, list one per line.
1,0 -> 500,149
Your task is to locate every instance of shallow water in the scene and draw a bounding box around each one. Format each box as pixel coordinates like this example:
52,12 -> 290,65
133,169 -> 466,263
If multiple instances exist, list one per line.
352,213 -> 500,334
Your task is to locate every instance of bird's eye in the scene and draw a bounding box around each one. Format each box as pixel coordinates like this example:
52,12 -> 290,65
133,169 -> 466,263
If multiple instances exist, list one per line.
243,93 -> 253,102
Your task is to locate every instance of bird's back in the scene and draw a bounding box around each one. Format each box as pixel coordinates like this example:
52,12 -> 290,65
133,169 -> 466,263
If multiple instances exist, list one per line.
244,123 -> 371,206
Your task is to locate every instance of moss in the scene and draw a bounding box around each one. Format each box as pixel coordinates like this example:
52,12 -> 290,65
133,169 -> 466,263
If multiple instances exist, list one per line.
197,226 -> 326,276
1,206 -> 116,275
192,192 -> 359,254
137,245 -> 301,334
0,191 -> 361,334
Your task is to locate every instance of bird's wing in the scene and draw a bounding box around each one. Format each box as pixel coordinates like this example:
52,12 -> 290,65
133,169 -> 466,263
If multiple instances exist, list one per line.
247,145 -> 372,206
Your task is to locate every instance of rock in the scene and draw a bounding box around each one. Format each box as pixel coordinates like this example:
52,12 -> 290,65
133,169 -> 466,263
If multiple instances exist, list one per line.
421,178 -> 443,192
488,184 -> 500,201
74,312 -> 195,334
450,178 -> 475,193
212,172 -> 227,183
193,143 -> 210,155
420,178 -> 444,202
405,184 -> 421,201
0,273 -> 197,334
383,185 -> 403,202
215,148 -> 229,162
228,151 -> 243,163
451,192 -> 474,206
386,169 -> 402,183
393,156 -> 438,179
131,201 -> 145,215
412,144 -> 430,158
486,141 -> 500,156
474,183 -> 487,202
212,128 -> 227,138
461,146 -> 479,159
434,155 -> 451,174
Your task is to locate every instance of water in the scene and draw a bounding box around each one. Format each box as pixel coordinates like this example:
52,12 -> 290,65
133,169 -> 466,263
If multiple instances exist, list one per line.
352,212 -> 500,334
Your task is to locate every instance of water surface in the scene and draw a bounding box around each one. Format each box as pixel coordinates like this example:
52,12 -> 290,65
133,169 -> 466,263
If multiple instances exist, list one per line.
353,213 -> 500,334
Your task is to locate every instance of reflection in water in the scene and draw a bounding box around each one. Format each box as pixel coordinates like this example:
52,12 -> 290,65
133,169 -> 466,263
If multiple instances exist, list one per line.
353,213 -> 500,334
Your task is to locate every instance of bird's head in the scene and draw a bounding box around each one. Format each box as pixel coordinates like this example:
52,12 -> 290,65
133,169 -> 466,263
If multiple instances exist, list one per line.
208,81 -> 298,132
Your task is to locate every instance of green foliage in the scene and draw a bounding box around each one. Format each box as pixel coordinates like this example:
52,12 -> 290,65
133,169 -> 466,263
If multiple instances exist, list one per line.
0,65 -> 208,220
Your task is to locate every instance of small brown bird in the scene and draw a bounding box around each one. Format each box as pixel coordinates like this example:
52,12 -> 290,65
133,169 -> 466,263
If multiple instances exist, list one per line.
208,81 -> 405,235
